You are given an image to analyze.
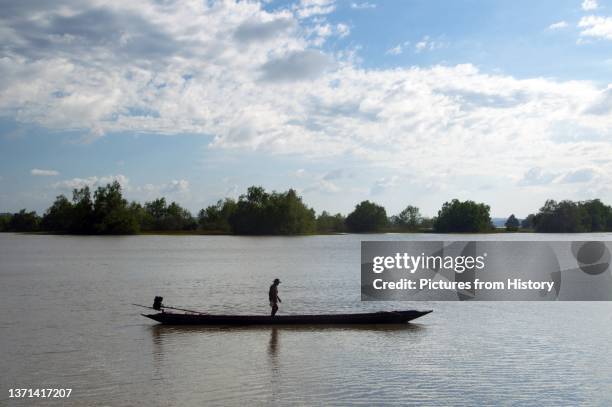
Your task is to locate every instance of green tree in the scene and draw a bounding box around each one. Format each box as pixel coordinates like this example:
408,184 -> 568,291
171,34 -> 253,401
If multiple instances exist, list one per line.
229,186 -> 268,234
92,181 -> 139,234
129,202 -> 149,231
345,201 -> 388,233
41,195 -> 73,232
165,201 -> 197,230
505,214 -> 520,232
316,211 -> 346,233
533,200 -> 587,233
392,205 -> 422,231
581,199 -> 611,232
71,186 -> 95,234
228,186 -> 315,234
143,198 -> 168,230
532,199 -> 612,233
433,199 -> 492,233
265,189 -> 315,234
8,209 -> 40,232
419,217 -> 434,230
0,213 -> 11,231
521,214 -> 536,230
198,199 -> 237,233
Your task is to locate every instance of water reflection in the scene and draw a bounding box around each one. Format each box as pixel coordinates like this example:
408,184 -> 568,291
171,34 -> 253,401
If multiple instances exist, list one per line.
268,328 -> 281,404
149,323 -> 424,337
150,324 -> 167,380
148,323 -> 426,364
3,234 -> 612,405
145,323 -> 428,404
268,328 -> 279,358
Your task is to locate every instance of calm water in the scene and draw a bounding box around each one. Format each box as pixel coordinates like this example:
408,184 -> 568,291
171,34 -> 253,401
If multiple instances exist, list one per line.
1,233 -> 612,406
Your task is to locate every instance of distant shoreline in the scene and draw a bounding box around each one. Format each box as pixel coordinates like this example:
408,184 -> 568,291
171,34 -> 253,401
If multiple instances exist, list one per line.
2,229 -> 566,237
4,183 -> 610,235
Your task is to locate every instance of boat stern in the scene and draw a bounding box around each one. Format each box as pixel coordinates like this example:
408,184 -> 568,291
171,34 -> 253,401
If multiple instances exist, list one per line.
142,313 -> 165,323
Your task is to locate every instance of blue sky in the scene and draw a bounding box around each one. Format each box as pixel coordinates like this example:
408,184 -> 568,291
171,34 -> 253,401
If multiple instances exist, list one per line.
1,0 -> 612,217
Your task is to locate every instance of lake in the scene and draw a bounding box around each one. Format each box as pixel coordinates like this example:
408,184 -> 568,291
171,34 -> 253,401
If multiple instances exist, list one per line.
1,233 -> 612,406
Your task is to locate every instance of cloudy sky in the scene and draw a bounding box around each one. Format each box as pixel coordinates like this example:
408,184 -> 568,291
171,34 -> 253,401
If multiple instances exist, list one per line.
1,0 -> 612,217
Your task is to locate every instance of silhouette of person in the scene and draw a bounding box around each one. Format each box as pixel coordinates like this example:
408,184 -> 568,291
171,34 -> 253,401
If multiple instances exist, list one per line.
269,278 -> 282,316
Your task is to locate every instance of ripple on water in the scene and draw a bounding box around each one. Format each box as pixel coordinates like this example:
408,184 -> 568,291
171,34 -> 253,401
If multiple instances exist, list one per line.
1,234 -> 612,406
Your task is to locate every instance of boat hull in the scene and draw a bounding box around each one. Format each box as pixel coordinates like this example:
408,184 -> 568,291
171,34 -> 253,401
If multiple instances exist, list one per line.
143,310 -> 432,325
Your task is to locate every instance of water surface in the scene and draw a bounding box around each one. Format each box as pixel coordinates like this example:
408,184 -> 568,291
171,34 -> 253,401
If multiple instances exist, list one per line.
1,233 -> 611,405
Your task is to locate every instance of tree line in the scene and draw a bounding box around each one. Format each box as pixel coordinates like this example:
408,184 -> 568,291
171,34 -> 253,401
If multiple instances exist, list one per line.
1,182 -> 611,234
520,199 -> 612,233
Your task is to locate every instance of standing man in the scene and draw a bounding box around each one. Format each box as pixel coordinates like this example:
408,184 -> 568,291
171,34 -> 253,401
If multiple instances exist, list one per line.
269,278 -> 281,316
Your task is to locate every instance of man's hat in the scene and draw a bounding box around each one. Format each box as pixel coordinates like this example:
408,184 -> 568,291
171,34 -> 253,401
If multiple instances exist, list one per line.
274,278 -> 281,284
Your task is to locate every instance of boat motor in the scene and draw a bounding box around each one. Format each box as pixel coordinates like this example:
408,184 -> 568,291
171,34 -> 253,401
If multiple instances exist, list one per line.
153,296 -> 163,311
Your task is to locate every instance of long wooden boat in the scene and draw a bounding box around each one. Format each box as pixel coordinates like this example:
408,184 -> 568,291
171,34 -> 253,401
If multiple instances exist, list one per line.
142,310 -> 432,325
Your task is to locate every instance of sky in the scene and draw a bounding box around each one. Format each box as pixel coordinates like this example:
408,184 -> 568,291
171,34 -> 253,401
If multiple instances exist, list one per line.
1,0 -> 612,218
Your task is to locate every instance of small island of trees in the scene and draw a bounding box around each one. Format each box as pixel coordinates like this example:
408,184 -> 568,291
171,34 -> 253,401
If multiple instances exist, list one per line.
433,199 -> 492,233
2,181 -> 612,235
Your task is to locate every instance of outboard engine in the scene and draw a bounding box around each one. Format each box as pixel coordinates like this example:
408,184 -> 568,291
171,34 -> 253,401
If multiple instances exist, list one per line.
153,296 -> 163,311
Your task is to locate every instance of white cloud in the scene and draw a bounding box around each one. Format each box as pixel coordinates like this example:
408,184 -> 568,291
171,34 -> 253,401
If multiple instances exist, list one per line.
414,36 -> 445,53
31,168 -> 59,176
518,167 -> 601,187
323,169 -> 345,180
163,179 -> 190,193
51,174 -> 129,190
582,0 -> 599,11
295,0 -> 336,19
579,15 -> 612,40
307,22 -> 349,45
415,40 -> 428,53
135,179 -> 190,197
558,168 -> 596,183
51,174 -> 189,202
1,0 -> 612,197
260,49 -> 332,81
234,17 -> 296,43
586,84 -> 612,114
386,41 -> 410,55
385,44 -> 403,55
224,184 -> 239,198
371,176 -> 400,195
548,21 -> 568,30
305,178 -> 340,193
350,2 -> 376,9
301,169 -> 346,193
336,23 -> 350,38
518,167 -> 558,186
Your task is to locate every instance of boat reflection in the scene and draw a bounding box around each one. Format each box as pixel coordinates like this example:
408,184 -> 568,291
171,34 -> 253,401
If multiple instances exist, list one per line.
149,323 -> 425,336
148,323 -> 425,367
147,322 -> 427,402
268,327 -> 279,358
